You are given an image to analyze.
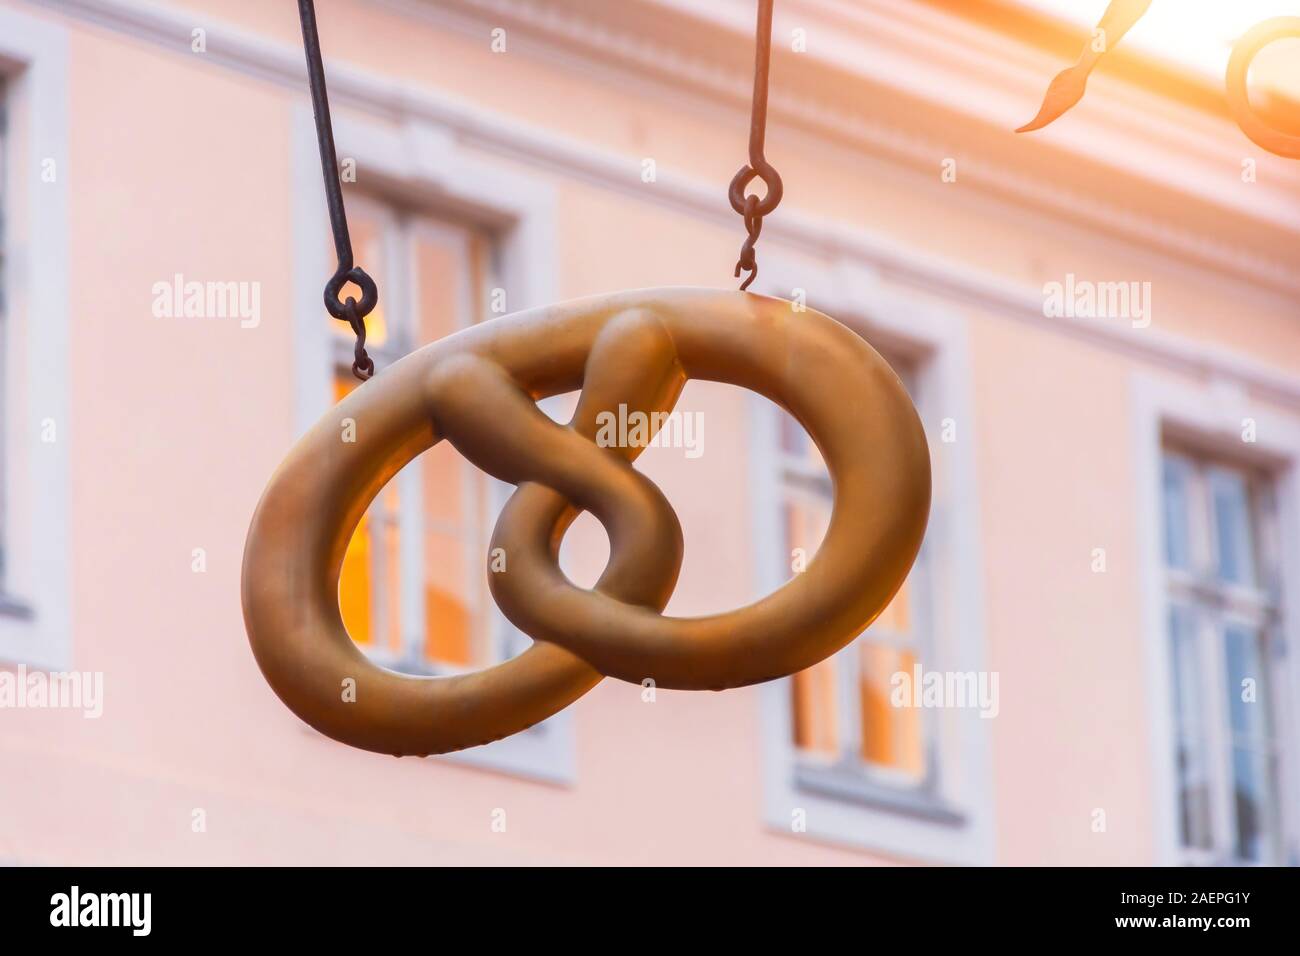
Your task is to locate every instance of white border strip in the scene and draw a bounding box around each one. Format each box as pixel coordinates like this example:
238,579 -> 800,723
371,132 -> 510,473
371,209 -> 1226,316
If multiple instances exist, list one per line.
0,6 -> 72,669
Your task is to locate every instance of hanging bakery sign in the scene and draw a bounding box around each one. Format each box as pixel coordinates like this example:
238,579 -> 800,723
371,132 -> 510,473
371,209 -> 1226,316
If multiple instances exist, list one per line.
241,0 -> 931,756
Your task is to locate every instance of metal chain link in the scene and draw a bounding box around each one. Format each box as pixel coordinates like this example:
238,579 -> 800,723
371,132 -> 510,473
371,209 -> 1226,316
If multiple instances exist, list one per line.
729,0 -> 783,292
299,0 -> 377,381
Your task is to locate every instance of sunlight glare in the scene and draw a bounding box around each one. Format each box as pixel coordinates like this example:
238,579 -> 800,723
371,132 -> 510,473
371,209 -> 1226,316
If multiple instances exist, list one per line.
1022,0 -> 1300,95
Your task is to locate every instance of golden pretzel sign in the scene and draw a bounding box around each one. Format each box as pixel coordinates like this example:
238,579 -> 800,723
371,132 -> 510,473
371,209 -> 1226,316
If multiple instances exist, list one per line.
242,289 -> 930,756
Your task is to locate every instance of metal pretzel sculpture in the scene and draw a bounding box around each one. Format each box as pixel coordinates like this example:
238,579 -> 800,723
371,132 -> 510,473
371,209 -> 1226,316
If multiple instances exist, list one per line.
242,289 -> 930,756
1020,2 -> 1300,160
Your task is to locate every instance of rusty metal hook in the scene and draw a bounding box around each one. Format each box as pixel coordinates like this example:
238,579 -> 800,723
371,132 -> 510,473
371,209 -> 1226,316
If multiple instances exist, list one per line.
731,0 -> 783,291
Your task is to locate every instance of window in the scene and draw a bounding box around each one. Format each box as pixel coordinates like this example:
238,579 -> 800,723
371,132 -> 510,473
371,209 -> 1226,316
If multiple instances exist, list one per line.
0,81 -> 9,594
330,198 -> 517,677
0,14 -> 72,669
1161,447 -> 1287,864
778,363 -> 941,797
752,269 -> 992,863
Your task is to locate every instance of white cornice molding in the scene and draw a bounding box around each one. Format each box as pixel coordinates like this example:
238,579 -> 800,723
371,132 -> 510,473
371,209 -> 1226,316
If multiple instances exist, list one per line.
28,0 -> 1300,410
41,0 -> 1300,297
388,0 -> 1300,288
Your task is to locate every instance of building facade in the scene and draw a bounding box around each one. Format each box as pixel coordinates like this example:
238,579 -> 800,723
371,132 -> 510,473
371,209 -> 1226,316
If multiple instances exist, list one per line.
0,0 -> 1298,865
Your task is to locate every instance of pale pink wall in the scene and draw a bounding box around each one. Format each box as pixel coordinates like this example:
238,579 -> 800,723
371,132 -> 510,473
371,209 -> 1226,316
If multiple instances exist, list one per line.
969,308 -> 1153,866
0,0 -> 1296,865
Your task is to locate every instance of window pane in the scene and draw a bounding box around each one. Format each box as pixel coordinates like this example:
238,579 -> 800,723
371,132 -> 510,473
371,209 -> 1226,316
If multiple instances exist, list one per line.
421,531 -> 474,667
1209,469 -> 1256,586
1176,744 -> 1214,852
1168,606 -> 1201,732
339,511 -> 372,646
1223,626 -> 1278,863
420,519 -> 475,669
1161,454 -> 1193,570
1230,747 -> 1277,863
1224,626 -> 1270,741
859,642 -> 923,779
1168,606 -> 1212,850
787,489 -> 837,756
413,228 -> 466,345
792,658 -> 838,757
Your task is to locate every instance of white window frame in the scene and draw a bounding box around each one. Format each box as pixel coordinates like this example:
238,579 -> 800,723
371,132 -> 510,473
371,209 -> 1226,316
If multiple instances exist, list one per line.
751,258 -> 995,864
292,106 -> 573,783
1134,374 -> 1300,866
0,11 -> 71,670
